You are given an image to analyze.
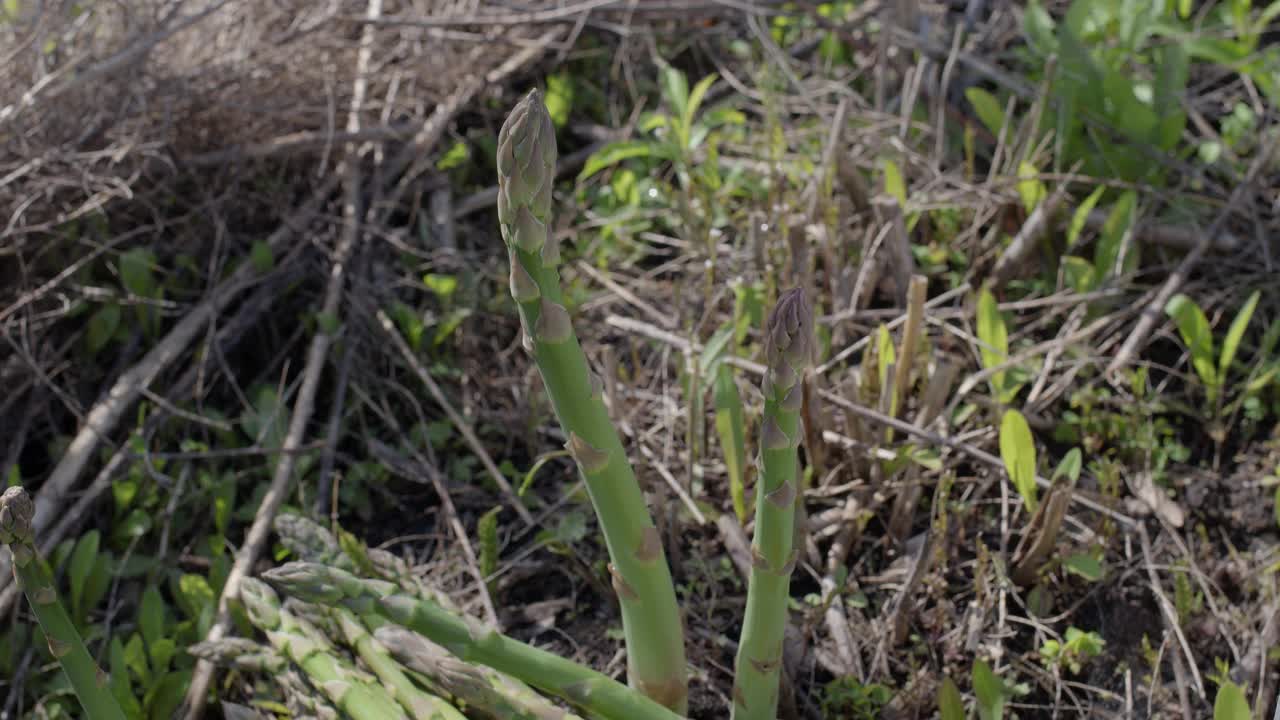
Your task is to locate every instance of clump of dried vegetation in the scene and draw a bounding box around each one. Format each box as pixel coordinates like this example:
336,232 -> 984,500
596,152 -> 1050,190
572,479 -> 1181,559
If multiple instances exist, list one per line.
2,1 -> 1279,718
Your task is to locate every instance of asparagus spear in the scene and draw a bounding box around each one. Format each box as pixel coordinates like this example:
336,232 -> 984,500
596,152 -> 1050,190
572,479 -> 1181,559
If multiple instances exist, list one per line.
264,562 -> 685,720
375,624 -> 586,720
188,637 -> 343,719
239,577 -> 410,720
288,600 -> 467,720
732,289 -> 813,720
497,88 -> 688,713
0,487 -> 127,720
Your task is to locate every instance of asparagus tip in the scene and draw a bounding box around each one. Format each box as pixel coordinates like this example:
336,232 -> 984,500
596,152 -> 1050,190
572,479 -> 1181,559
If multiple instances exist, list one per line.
0,486 -> 33,546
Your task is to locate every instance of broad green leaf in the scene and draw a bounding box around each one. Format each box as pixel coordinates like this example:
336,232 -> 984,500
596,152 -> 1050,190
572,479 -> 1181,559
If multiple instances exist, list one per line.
1066,186 -> 1106,248
1000,410 -> 1038,512
882,159 -> 907,207
1095,191 -> 1137,279
938,676 -> 965,720
965,87 -> 1007,138
977,287 -> 1011,400
1165,294 -> 1217,394
1213,680 -> 1252,720
1017,162 -> 1046,213
68,530 -> 100,620
1218,290 -> 1260,380
87,303 -> 121,353
579,141 -> 659,181
110,636 -> 144,719
1153,44 -> 1189,149
972,660 -> 1005,720
1052,448 -> 1083,484
1063,553 -> 1104,581
139,586 -> 165,649
713,365 -> 748,524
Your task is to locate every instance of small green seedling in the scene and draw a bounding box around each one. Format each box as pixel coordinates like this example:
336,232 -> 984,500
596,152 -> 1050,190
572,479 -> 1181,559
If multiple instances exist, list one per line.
1039,627 -> 1105,674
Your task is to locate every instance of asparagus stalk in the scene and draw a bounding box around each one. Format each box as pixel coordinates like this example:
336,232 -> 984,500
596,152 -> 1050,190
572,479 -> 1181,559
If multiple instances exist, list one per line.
264,562 -> 685,720
497,88 -> 687,713
188,638 -> 344,719
239,577 -> 410,720
732,289 -> 813,720
0,487 -> 127,720
375,624 -> 586,720
289,600 -> 467,720
274,512 -> 458,611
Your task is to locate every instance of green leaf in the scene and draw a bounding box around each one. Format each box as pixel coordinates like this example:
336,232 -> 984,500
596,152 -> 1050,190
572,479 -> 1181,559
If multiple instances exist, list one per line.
876,324 -> 896,392
938,676 -> 965,720
1063,553 -> 1104,581
578,141 -> 659,181
713,365 -> 748,524
145,670 -> 192,720
87,303 -> 121,353
1165,294 -> 1218,395
1067,186 -> 1106,249
1218,290 -> 1260,380
882,159 -> 907,207
699,324 -> 737,379
68,530 -> 100,620
683,73 -> 719,146
423,273 -> 458,299
1016,162 -> 1046,213
478,506 -> 501,580
1094,191 -> 1137,279
139,586 -> 166,648
149,637 -> 176,675
965,87 -> 1007,138
119,248 -> 158,299
250,240 -> 274,273
1052,447 -> 1083,484
1000,410 -> 1038,512
543,72 -> 574,128
972,660 -> 1005,720
659,64 -> 690,127
124,633 -> 150,684
977,287 -> 1011,400
1061,256 -> 1097,294
436,140 -> 470,171
176,574 -> 215,623
1213,680 -> 1252,720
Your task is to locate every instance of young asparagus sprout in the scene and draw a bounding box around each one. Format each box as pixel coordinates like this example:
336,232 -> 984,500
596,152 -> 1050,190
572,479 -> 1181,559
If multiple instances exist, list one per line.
263,562 -> 684,720
496,89 -> 688,712
0,487 -> 127,720
732,289 -> 813,720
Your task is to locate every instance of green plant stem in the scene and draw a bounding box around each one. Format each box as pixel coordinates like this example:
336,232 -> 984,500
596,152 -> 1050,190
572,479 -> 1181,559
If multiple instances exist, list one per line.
239,577 -> 410,720
331,605 -> 467,720
264,562 -> 685,720
376,624 -> 586,720
0,487 -> 127,720
497,89 -> 687,712
732,289 -> 812,720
